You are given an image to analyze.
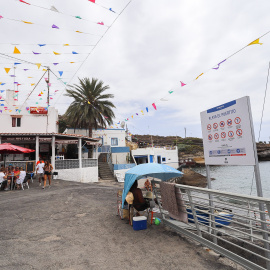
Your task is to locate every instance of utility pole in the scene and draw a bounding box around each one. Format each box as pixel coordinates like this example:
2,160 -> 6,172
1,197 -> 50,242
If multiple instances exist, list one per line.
46,67 -> 50,133
184,127 -> 186,138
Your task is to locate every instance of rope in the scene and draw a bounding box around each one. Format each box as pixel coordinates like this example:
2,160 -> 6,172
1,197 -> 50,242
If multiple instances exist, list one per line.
249,61 -> 270,196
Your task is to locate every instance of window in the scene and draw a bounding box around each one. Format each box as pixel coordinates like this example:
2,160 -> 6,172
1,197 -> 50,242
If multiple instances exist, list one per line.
111,138 -> 118,146
12,117 -> 21,127
162,157 -> 166,162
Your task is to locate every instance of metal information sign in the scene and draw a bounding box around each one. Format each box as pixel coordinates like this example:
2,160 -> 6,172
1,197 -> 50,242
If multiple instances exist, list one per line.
200,96 -> 256,165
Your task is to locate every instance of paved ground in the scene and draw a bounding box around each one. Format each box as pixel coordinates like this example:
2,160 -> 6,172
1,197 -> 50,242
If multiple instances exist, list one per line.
0,179 -> 242,270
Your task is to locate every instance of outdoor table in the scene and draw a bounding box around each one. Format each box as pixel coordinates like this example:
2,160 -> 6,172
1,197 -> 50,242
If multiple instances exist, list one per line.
7,175 -> 15,190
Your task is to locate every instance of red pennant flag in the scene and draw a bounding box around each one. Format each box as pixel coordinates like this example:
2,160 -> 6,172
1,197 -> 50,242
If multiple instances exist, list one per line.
19,0 -> 30,4
89,0 -> 95,3
152,103 -> 157,110
180,81 -> 186,87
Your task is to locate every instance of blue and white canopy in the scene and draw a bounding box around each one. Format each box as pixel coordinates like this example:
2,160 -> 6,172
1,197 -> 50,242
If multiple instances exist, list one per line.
122,163 -> 183,207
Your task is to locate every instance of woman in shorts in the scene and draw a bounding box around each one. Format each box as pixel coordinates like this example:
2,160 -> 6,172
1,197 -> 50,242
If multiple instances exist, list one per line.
43,160 -> 53,189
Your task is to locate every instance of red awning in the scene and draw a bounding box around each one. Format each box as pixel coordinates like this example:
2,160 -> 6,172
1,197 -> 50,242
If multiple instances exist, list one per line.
0,143 -> 35,154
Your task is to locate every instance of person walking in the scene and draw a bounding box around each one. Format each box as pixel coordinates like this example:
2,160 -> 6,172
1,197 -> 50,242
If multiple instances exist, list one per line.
43,160 -> 53,189
36,158 -> 44,187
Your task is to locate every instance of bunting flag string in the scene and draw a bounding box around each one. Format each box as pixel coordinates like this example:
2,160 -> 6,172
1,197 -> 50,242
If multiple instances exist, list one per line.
87,0 -> 119,14
0,43 -> 95,47
15,0 -> 112,25
112,30 -> 270,126
0,15 -> 102,36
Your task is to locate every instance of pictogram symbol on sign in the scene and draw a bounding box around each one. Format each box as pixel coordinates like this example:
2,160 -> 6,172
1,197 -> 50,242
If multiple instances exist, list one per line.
227,119 -> 233,126
234,117 -> 241,125
221,132 -> 226,138
214,133 -> 219,139
220,121 -> 225,128
208,134 -> 213,140
236,149 -> 240,153
217,150 -> 221,154
228,131 -> 234,137
227,149 -> 231,154
236,129 -> 242,136
207,124 -> 211,130
213,123 -> 218,129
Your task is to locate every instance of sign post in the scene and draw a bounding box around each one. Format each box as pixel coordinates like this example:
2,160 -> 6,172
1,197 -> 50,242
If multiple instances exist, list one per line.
201,96 -> 269,265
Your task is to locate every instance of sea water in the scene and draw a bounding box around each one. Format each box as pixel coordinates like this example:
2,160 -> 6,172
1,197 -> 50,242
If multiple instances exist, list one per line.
193,161 -> 270,198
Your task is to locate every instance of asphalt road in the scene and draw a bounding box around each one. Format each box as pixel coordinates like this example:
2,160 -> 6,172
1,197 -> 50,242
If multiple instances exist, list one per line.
0,179 -> 241,270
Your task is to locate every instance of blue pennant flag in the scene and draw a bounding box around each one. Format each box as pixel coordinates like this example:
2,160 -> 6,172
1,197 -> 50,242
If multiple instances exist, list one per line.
58,71 -> 63,77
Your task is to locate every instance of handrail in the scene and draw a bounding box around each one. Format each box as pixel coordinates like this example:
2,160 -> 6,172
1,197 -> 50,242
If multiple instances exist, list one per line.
152,180 -> 270,270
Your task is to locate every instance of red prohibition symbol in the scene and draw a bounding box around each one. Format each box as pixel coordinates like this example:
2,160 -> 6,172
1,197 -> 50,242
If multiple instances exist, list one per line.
208,134 -> 213,141
236,129 -> 243,136
213,123 -> 218,129
207,124 -> 211,130
214,133 -> 219,139
234,117 -> 241,125
227,119 -> 233,126
221,132 -> 226,138
228,131 -> 234,137
220,121 -> 225,128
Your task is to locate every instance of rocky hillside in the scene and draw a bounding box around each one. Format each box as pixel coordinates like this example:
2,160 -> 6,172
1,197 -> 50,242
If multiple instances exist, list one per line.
132,135 -> 270,161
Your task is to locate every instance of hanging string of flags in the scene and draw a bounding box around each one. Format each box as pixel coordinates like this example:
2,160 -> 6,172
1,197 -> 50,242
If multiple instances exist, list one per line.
0,0 -> 131,113
111,31 -> 270,126
0,16 -> 103,36
14,0 -> 110,26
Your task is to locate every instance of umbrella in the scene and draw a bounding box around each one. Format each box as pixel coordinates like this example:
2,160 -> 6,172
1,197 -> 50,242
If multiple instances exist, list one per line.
0,143 -> 35,166
122,163 -> 183,207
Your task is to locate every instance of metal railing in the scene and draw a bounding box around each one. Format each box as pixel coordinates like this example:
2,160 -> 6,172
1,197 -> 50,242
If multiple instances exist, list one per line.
98,145 -> 111,153
0,160 -> 35,171
151,180 -> 270,270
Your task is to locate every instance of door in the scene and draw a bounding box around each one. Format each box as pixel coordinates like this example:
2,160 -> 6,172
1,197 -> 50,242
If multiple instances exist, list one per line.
150,155 -> 154,163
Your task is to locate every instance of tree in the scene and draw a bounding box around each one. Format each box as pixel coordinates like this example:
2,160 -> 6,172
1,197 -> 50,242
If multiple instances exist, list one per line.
64,78 -> 115,137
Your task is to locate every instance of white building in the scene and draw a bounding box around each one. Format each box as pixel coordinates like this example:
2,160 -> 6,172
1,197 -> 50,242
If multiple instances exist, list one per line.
64,128 -> 136,178
0,90 -> 58,134
0,90 -> 100,183
131,146 -> 179,169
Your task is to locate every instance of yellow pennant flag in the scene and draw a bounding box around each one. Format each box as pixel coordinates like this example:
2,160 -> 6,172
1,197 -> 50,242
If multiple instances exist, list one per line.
28,77 -> 33,78
31,83 -> 35,86
22,21 -> 33,24
13,46 -> 21,54
141,110 -> 144,115
131,115 -> 133,118
63,44 -> 69,46
70,62 -> 75,63
53,51 -> 61,55
4,68 -> 11,74
248,38 -> 263,46
75,31 -> 83,33
9,110 -> 12,112
42,69 -> 47,71
41,91 -> 43,94
195,73 -> 204,80
36,63 -> 41,69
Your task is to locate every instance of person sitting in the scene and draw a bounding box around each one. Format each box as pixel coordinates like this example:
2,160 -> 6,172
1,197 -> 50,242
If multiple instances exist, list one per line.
0,167 -> 10,191
144,179 -> 152,191
16,167 -> 27,189
13,166 -> 20,184
129,181 -> 149,212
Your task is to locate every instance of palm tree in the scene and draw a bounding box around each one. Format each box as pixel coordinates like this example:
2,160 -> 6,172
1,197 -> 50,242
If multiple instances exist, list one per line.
64,77 -> 115,137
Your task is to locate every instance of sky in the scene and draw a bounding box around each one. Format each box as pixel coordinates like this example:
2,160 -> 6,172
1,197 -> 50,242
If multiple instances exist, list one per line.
1,0 -> 270,141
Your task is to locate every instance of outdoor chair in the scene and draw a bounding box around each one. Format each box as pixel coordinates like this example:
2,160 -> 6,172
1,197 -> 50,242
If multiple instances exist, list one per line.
17,175 -> 30,190
52,171 -> 58,180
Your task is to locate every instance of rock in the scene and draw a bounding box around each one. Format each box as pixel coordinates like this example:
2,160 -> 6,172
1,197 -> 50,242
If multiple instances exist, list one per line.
173,168 -> 207,188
